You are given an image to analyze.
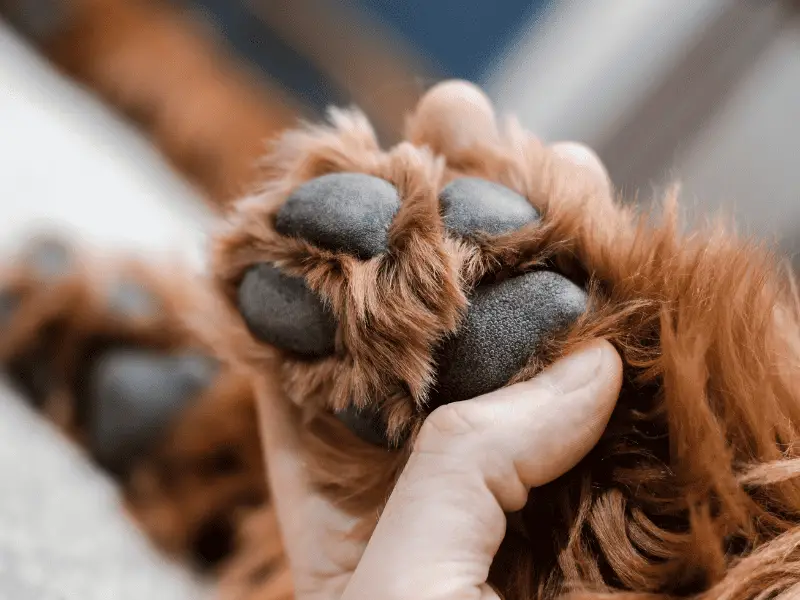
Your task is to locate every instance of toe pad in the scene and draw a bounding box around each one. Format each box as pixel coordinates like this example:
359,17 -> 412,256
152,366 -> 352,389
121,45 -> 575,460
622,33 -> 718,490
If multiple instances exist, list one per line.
22,237 -> 73,279
334,404 -> 392,446
107,280 -> 160,320
87,349 -> 219,474
440,177 -> 539,237
238,263 -> 336,358
276,173 -> 400,259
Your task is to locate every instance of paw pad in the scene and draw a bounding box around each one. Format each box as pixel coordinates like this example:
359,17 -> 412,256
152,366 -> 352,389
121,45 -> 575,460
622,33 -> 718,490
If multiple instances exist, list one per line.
21,237 -> 73,279
107,280 -> 160,320
276,172 -> 400,259
87,349 -> 219,473
334,403 -> 392,447
238,263 -> 336,358
440,177 -> 539,237
434,271 -> 587,404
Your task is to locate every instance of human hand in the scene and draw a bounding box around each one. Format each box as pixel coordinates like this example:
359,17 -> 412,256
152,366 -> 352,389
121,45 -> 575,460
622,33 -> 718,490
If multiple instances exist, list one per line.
258,338 -> 622,600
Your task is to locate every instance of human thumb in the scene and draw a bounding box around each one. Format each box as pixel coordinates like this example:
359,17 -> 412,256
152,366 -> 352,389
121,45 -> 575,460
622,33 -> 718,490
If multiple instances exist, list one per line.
342,339 -> 623,600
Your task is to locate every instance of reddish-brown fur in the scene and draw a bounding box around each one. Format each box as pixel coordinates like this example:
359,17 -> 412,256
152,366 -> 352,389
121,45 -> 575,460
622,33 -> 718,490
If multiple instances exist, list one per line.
212,104 -> 800,599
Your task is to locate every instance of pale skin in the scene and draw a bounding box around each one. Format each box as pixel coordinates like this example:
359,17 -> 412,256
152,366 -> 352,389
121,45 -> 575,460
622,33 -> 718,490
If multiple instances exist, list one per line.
256,81 -> 623,600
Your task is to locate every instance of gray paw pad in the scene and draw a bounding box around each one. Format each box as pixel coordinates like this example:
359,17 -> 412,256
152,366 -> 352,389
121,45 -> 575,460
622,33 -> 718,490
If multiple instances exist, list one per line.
21,237 -> 73,279
334,404 -> 391,447
87,349 -> 219,474
0,290 -> 20,326
433,270 -> 587,404
107,280 -> 160,320
439,177 -> 539,237
276,173 -> 400,259
238,263 -> 336,358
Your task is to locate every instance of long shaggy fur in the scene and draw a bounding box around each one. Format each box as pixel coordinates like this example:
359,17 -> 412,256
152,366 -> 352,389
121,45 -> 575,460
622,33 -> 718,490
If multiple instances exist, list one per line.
212,104 -> 800,599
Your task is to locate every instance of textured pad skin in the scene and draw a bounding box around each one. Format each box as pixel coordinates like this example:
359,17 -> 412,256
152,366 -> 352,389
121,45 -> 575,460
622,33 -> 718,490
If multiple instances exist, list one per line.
238,263 -> 336,358
275,172 -> 400,259
87,349 -> 219,474
434,271 -> 587,404
440,177 -> 540,237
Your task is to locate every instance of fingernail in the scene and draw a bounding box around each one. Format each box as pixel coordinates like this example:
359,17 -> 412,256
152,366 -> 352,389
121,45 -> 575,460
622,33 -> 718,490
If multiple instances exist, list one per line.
539,343 -> 605,394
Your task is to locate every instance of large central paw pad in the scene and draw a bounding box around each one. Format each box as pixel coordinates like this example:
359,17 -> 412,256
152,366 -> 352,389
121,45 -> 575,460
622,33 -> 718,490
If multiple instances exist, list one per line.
235,169 -> 587,444
434,270 -> 587,403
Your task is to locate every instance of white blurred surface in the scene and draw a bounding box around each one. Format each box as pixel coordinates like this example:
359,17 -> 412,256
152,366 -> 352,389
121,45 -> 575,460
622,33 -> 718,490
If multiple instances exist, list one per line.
489,0 -> 800,258
487,0 -> 728,145
0,377 -> 211,599
0,25 -> 215,593
673,18 -> 800,251
0,22 -> 213,271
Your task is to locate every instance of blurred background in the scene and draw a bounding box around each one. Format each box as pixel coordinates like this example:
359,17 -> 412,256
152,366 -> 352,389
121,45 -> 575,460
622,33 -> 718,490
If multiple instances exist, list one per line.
0,0 -> 798,268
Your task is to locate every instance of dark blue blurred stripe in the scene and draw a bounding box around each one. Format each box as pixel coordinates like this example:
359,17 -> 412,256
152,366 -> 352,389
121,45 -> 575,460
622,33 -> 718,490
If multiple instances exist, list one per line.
341,0 -> 550,81
187,0 -> 349,116
182,0 -> 549,113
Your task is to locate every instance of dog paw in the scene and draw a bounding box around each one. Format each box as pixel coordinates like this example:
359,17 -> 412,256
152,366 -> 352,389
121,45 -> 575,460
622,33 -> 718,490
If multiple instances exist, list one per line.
0,246 -> 223,471
230,167 -> 586,445
1,245 -> 269,567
